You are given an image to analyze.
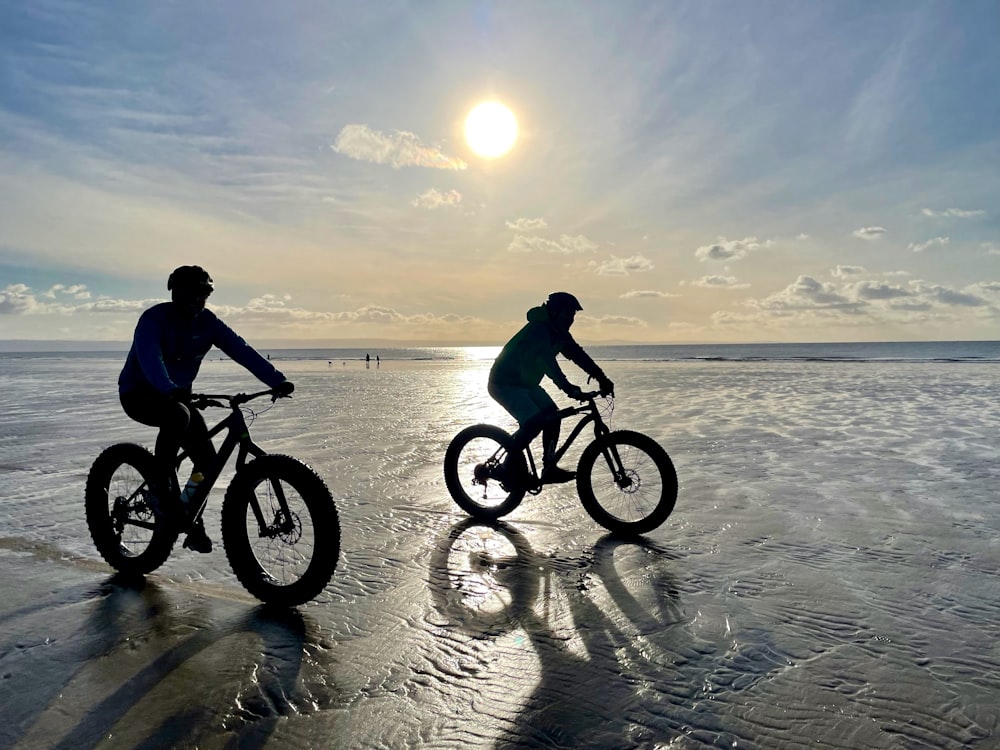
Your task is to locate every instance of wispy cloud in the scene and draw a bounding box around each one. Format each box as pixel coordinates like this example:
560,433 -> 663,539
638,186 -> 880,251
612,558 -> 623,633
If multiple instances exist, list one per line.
619,290 -> 678,299
412,188 -> 462,209
852,226 -> 887,240
589,254 -> 654,276
921,208 -> 985,219
508,234 -> 597,254
505,217 -> 547,232
909,236 -> 949,253
831,265 -> 866,278
331,125 -> 467,170
695,236 -> 770,262
687,275 -> 750,289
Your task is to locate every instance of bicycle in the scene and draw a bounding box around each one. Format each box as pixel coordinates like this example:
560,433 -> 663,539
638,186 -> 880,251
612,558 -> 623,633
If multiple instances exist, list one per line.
444,392 -> 677,535
85,388 -> 340,606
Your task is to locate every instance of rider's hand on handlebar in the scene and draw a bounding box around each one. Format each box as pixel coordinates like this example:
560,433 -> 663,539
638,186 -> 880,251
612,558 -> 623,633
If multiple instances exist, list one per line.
597,376 -> 615,397
169,387 -> 191,403
274,381 -> 295,398
565,384 -> 585,401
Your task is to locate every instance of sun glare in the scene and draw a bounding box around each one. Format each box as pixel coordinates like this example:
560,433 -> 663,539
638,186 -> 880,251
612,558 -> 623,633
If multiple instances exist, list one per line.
464,101 -> 518,158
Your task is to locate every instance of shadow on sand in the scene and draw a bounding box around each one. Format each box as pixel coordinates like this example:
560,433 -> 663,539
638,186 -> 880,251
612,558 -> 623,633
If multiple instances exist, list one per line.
429,518 -> 689,747
3,573 -> 312,749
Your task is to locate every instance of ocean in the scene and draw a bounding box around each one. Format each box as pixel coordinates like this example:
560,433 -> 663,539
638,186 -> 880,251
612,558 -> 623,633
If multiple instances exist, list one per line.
0,340 -> 998,748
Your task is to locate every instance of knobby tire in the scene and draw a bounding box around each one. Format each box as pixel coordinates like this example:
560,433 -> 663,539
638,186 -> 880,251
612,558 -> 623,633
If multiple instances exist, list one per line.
444,424 -> 526,520
576,430 -> 677,535
85,443 -> 178,574
222,454 -> 339,606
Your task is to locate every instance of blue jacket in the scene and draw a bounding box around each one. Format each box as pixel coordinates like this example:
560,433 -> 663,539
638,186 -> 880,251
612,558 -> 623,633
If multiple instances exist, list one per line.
489,305 -> 604,393
118,302 -> 285,395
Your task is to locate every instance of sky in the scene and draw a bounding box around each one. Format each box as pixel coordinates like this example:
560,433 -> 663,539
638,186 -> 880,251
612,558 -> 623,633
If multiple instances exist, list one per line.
1,0 -> 998,346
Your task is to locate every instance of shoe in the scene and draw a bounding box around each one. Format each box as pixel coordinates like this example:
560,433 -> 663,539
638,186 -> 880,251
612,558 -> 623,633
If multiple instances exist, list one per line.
183,519 -> 213,554
541,465 -> 576,484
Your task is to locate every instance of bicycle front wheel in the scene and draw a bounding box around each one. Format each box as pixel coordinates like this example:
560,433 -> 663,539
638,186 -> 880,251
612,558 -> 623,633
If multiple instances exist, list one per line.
444,425 -> 526,520
577,430 -> 678,535
85,443 -> 178,574
222,454 -> 340,606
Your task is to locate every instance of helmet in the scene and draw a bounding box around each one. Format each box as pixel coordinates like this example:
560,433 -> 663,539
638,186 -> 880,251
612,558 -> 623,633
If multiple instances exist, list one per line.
546,291 -> 582,314
167,265 -> 214,296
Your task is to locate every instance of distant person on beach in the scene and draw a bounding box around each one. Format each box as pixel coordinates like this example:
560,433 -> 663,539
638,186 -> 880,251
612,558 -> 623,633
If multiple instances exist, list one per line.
366,353 -> 370,368
489,291 -> 614,483
117,265 -> 294,552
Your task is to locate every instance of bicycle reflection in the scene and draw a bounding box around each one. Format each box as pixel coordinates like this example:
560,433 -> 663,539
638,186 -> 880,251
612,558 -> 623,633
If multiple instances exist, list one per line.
11,575 -> 313,750
428,519 -> 687,748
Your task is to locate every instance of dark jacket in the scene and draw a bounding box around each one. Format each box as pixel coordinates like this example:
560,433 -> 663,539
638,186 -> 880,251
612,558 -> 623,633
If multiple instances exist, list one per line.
118,302 -> 285,395
489,305 -> 604,393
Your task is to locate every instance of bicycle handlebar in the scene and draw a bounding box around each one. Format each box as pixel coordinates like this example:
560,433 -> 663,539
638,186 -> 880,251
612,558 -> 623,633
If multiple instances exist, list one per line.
189,388 -> 290,409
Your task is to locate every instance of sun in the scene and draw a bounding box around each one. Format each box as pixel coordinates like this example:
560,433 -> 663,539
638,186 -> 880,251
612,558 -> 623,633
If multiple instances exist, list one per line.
464,101 -> 518,158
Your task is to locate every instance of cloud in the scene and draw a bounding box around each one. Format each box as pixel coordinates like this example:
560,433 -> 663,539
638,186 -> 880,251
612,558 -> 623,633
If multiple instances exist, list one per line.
832,265 -> 866,278
1,284 -> 153,316
695,236 -> 770,262
981,242 -> 1000,256
849,281 -> 912,301
688,275 -> 750,289
619,290 -> 678,299
331,124 -> 467,170
588,254 -> 654,276
508,234 -> 597,254
584,314 -> 646,328
411,188 -> 462,209
752,276 -> 860,312
44,284 -> 91,300
505,217 -> 547,232
852,226 -> 887,240
908,236 -> 949,253
910,282 -> 987,308
921,208 -> 985,219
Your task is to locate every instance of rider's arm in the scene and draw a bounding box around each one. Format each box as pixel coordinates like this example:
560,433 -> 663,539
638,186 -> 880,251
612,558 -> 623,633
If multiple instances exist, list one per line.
130,305 -> 179,394
560,334 -> 607,382
208,315 -> 288,388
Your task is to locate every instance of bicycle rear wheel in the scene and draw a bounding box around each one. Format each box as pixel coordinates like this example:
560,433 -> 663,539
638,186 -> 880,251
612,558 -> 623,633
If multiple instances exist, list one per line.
576,430 -> 678,535
85,443 -> 178,574
222,454 -> 339,606
444,424 -> 526,520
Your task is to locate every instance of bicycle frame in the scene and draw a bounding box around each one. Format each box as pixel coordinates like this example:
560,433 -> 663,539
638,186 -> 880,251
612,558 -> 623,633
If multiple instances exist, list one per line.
174,393 -> 270,529
521,396 -> 612,482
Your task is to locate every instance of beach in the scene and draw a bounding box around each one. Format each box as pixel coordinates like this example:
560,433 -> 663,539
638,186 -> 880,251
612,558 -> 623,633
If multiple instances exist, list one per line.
1,348 -> 998,748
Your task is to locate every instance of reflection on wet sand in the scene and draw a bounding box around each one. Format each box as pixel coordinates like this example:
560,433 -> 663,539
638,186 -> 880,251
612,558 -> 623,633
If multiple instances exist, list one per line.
5,568 -> 314,749
429,520 -> 688,748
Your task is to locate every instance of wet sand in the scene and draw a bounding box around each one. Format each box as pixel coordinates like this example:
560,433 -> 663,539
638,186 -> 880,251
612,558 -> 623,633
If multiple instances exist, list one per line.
1,356 -> 998,748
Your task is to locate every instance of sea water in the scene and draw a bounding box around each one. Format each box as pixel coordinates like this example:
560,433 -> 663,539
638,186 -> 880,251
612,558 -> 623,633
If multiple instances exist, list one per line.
0,341 -> 997,748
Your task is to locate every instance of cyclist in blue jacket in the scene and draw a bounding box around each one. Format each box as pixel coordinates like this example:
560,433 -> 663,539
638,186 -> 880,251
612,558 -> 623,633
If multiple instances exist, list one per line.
118,265 -> 293,552
489,292 -> 614,484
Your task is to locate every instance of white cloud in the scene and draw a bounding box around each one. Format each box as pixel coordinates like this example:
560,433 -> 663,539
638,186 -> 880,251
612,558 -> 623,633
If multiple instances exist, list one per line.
752,276 -> 859,312
508,234 -> 597,254
695,236 -> 770,262
583,314 -> 647,328
852,226 -> 887,240
849,281 -> 912,301
981,243 -> 1000,256
412,188 -> 462,210
505,217 -> 547,232
908,236 -> 949,253
832,265 -> 866,278
689,275 -> 750,289
619,290 -> 678,299
921,208 -> 985,219
331,124 -> 467,170
588,254 -> 654,276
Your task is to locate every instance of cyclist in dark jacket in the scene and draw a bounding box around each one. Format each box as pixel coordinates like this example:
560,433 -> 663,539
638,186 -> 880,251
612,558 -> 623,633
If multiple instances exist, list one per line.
119,265 -> 293,551
488,292 -> 614,483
